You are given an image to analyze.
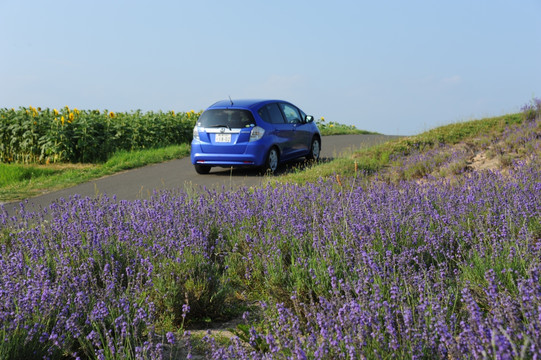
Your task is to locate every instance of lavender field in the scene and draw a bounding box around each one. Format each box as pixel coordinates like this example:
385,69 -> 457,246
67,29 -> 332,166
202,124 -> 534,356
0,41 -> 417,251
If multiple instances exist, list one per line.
1,107 -> 540,359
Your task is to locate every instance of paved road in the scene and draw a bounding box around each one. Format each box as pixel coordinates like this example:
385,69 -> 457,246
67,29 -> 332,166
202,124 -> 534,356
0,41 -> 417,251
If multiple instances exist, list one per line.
2,134 -> 399,215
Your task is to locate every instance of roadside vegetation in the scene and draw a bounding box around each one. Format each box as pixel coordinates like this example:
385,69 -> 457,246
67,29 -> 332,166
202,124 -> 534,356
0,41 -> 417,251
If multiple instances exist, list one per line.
274,110 -> 526,184
0,106 -> 199,201
0,144 -> 191,201
0,109 -> 367,202
316,116 -> 379,135
0,99 -> 540,359
0,106 -> 198,164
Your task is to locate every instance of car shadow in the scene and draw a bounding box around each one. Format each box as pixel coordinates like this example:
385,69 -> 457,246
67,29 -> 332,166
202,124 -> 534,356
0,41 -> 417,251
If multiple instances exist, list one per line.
207,157 -> 334,177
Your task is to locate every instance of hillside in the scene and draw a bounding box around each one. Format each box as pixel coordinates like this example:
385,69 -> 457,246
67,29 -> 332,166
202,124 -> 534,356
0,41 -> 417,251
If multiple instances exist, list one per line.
276,103 -> 539,186
378,113 -> 540,182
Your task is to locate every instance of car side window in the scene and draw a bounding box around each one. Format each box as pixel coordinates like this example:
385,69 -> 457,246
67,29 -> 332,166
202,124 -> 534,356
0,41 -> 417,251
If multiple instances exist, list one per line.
258,106 -> 271,123
258,104 -> 285,124
279,103 -> 302,124
267,103 -> 286,124
299,109 -> 307,122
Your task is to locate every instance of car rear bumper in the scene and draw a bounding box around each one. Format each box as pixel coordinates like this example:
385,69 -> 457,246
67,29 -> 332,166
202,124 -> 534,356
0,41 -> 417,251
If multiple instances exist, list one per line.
190,142 -> 267,167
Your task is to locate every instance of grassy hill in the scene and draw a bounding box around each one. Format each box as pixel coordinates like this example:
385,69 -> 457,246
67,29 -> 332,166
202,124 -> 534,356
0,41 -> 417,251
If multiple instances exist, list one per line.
275,109 -> 538,185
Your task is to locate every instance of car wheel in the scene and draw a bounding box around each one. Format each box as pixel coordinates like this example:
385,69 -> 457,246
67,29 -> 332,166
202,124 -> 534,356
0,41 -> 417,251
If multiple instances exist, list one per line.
194,164 -> 211,174
306,137 -> 321,161
264,147 -> 279,174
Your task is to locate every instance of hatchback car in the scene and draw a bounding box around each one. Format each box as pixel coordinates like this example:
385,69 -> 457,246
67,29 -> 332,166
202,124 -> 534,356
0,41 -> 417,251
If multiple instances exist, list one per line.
190,99 -> 321,174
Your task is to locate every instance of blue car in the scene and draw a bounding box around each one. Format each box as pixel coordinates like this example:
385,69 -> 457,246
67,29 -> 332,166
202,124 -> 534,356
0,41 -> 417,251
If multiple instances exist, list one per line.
191,99 -> 321,174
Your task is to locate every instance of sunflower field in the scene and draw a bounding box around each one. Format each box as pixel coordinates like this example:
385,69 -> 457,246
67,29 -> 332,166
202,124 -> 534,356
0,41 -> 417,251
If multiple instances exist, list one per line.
0,106 -> 199,164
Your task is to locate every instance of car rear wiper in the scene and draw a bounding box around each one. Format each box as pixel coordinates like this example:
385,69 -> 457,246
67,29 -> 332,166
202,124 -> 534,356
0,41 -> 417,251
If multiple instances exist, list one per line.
209,124 -> 231,130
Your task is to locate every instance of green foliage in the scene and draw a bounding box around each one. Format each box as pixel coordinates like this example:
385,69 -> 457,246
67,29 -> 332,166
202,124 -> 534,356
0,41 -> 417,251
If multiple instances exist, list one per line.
373,112 -> 522,161
458,238 -> 529,300
0,163 -> 58,187
232,324 -> 270,353
0,144 -> 190,202
102,144 -> 191,172
0,328 -> 64,360
316,117 -> 378,136
150,227 -> 238,328
521,97 -> 541,121
274,112 -> 526,185
0,106 -> 199,164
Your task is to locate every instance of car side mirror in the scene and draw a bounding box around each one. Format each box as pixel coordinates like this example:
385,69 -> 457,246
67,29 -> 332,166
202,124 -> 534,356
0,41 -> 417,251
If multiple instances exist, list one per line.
305,115 -> 314,123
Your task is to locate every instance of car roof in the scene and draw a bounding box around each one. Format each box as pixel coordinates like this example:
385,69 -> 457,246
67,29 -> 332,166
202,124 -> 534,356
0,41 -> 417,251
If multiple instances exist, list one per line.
207,99 -> 290,111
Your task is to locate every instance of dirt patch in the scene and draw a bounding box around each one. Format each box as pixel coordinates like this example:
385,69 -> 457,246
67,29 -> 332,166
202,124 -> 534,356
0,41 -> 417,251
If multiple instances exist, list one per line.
165,311 -> 257,359
467,151 -> 500,172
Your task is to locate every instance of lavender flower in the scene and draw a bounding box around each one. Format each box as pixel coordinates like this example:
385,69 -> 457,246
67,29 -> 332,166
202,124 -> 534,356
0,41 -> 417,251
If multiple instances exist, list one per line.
0,117 -> 539,358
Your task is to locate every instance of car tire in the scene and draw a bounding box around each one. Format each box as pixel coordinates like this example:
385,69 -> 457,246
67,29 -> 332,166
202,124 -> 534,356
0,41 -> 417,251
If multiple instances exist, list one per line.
306,137 -> 321,161
194,164 -> 211,174
263,147 -> 279,174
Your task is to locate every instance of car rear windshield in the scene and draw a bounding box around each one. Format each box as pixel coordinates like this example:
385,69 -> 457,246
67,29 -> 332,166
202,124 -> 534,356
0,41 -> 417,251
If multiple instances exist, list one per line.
197,109 -> 255,129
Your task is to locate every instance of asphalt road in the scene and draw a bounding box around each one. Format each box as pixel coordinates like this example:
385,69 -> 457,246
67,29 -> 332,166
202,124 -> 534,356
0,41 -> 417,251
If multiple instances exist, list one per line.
2,134 -> 399,215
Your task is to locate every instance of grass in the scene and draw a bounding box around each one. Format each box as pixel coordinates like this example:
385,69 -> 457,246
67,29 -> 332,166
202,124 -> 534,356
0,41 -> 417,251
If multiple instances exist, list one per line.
0,112 -> 526,202
272,112 -> 525,184
0,144 -> 190,202
0,165 -> 60,188
0,120 -> 370,202
316,119 -> 380,136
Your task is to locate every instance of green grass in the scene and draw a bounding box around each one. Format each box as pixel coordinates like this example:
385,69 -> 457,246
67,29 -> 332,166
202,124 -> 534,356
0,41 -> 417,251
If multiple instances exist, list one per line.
0,144 -> 190,202
0,164 -> 59,188
0,112 -> 527,202
271,112 -> 525,185
317,118 -> 380,136
318,126 -> 379,136
0,119 -> 369,202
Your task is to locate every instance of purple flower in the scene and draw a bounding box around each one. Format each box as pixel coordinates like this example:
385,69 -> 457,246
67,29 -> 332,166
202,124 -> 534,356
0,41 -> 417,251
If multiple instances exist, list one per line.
166,331 -> 175,345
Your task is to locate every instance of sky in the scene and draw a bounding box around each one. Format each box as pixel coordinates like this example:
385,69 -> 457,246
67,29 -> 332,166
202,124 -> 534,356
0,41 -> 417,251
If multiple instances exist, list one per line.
1,1 -> 540,135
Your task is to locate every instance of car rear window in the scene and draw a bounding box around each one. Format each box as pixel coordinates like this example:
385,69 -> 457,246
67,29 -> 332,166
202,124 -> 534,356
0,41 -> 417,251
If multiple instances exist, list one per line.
197,109 -> 255,128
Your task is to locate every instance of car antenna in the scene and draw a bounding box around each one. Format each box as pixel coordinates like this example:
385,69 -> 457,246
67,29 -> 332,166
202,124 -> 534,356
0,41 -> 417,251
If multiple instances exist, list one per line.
229,96 -> 234,106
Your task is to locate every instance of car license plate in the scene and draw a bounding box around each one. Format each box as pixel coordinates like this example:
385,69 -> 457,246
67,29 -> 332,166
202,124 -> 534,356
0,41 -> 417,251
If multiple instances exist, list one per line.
215,133 -> 231,143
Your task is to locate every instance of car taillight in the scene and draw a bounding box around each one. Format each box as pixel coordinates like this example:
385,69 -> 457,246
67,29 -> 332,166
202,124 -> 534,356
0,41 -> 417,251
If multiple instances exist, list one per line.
249,126 -> 265,142
193,127 -> 200,141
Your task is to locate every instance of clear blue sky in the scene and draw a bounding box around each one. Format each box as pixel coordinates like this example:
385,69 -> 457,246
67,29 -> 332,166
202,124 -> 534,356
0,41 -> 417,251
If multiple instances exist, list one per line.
1,1 -> 540,135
